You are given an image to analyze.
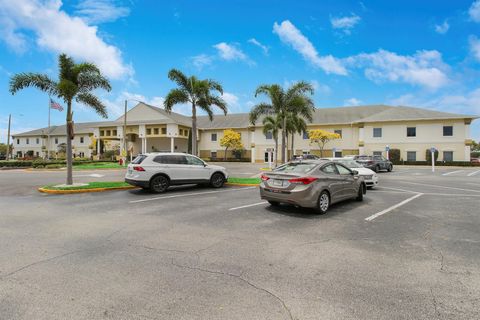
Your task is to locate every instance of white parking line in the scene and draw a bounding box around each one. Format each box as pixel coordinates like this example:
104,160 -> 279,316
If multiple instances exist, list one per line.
365,193 -> 424,221
399,181 -> 480,193
376,186 -> 417,193
467,170 -> 480,177
442,170 -> 464,176
129,186 -> 256,204
228,201 -> 268,211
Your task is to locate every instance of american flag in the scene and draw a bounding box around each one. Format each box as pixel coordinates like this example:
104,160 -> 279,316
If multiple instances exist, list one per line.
50,99 -> 64,112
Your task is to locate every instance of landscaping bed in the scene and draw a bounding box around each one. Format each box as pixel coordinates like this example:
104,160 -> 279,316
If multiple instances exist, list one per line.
39,181 -> 135,194
227,177 -> 261,185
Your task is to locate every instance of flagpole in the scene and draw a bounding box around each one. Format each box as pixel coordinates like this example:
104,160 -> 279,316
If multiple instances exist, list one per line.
47,96 -> 51,160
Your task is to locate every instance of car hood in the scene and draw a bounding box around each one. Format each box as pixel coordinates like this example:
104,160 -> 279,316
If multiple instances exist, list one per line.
353,167 -> 376,175
207,164 -> 227,171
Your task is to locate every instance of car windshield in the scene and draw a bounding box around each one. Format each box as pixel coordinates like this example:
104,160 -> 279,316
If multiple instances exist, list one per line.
335,159 -> 362,168
274,162 -> 317,173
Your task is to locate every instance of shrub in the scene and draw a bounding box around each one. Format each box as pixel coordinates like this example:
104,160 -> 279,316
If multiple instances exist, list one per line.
0,160 -> 33,167
389,149 -> 401,162
45,164 -> 64,169
425,149 -> 439,163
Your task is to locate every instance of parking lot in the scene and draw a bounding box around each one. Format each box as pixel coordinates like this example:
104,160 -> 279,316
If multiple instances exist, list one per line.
1,165 -> 480,319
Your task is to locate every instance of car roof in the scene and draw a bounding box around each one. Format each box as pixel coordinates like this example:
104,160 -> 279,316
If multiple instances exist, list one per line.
144,152 -> 192,156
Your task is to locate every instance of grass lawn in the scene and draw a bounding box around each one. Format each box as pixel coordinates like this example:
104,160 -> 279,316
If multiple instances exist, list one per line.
227,177 -> 261,185
42,181 -> 131,191
73,162 -> 125,170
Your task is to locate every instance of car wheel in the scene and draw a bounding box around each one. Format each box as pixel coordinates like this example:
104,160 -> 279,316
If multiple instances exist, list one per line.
387,164 -> 393,172
316,191 -> 330,214
210,172 -> 225,188
150,175 -> 169,193
374,165 -> 380,173
268,200 -> 280,206
356,184 -> 364,201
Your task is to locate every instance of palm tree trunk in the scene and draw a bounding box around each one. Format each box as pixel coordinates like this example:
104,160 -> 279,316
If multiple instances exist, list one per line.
291,133 -> 295,159
281,116 -> 286,163
274,138 -> 278,167
191,102 -> 197,156
224,147 -> 228,161
66,100 -> 73,185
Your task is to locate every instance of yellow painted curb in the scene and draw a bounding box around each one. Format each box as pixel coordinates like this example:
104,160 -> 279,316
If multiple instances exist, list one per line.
225,183 -> 260,187
38,186 -> 137,194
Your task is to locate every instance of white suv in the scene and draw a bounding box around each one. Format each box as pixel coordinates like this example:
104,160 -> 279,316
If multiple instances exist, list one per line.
125,153 -> 229,193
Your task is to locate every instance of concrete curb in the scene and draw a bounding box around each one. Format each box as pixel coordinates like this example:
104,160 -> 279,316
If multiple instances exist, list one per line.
38,185 -> 137,194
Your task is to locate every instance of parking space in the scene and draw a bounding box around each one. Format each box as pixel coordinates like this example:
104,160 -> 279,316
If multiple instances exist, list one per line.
1,166 -> 480,319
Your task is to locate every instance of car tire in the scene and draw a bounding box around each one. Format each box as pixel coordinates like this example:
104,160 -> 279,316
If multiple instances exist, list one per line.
210,172 -> 225,188
387,164 -> 393,172
150,175 -> 169,193
268,200 -> 280,206
374,165 -> 380,173
356,184 -> 364,201
316,191 -> 330,214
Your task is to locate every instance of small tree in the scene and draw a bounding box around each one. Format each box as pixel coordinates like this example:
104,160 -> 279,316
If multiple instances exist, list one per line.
389,148 -> 401,163
425,149 -> 439,163
219,129 -> 243,160
308,129 -> 340,157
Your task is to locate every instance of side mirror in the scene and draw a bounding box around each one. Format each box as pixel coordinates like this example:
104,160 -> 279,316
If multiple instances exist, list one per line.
351,170 -> 358,175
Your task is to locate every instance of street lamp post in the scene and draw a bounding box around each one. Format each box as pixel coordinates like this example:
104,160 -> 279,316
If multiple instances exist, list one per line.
6,114 -> 11,160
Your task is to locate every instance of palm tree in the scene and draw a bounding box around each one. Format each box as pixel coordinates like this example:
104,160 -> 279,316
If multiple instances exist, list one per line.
164,69 -> 227,156
285,112 -> 307,159
249,81 -> 315,164
262,115 -> 282,166
9,54 -> 111,185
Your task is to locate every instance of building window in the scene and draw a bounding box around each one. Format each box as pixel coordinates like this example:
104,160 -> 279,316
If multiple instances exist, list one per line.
26,138 -> 29,144
373,151 -> 382,156
100,130 -> 104,136
35,138 -> 39,144
303,131 -> 309,139
443,151 -> 453,162
265,131 -> 273,140
211,151 -> 217,159
334,151 -> 342,158
154,128 -> 159,135
161,127 -> 166,135
183,129 -> 189,136
334,129 -> 342,138
211,133 -> 217,141
55,138 -> 58,144
179,129 -> 183,136
106,130 -> 111,136
113,130 -> 117,136
17,139 -> 20,145
373,128 -> 382,138
407,127 -> 416,137
443,126 -> 453,136
407,151 -> 416,162
80,137 -> 84,143
146,128 -> 151,135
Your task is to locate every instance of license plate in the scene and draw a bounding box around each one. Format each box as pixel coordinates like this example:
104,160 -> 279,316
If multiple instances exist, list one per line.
128,169 -> 132,174
272,179 -> 285,187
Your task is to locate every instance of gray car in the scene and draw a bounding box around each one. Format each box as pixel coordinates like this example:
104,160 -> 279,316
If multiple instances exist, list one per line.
260,160 -> 366,214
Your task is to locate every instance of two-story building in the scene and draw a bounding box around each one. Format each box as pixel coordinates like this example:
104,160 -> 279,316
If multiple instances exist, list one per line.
11,102 -> 478,162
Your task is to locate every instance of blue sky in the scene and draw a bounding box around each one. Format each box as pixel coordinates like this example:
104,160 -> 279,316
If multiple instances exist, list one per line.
1,0 -> 480,143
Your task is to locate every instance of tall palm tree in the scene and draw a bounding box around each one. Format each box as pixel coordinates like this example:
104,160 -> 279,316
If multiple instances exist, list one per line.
9,54 -> 111,185
249,81 -> 315,164
262,115 -> 282,166
164,69 -> 227,156
285,112 -> 307,159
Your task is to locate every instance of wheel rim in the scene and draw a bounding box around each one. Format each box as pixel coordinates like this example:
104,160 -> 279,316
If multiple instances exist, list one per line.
212,174 -> 223,187
319,193 -> 329,211
153,177 -> 167,191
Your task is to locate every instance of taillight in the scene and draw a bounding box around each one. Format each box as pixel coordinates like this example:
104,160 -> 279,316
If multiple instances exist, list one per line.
133,166 -> 145,172
288,177 -> 317,185
260,174 -> 270,181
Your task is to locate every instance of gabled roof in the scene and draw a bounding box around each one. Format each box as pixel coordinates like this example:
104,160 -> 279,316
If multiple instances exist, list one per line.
112,102 -> 192,127
12,122 -> 104,137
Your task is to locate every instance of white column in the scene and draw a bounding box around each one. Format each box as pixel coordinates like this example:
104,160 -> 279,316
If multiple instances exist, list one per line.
250,129 -> 256,163
170,137 -> 174,153
359,127 -> 365,141
97,138 -> 101,156
465,146 -> 471,161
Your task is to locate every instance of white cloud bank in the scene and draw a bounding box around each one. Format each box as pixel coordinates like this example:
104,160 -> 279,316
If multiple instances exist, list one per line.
75,0 -> 130,24
273,20 -> 347,75
434,20 -> 450,34
248,38 -> 269,55
213,42 -> 254,65
469,0 -> 480,22
0,0 -> 132,79
344,98 -> 362,106
330,14 -> 361,35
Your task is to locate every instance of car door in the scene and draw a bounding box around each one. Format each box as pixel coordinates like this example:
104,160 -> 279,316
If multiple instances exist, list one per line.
335,163 -> 357,197
185,155 -> 210,181
320,163 -> 344,202
155,155 -> 189,182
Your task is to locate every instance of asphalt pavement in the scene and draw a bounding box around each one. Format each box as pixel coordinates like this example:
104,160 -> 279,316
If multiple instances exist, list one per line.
0,164 -> 479,319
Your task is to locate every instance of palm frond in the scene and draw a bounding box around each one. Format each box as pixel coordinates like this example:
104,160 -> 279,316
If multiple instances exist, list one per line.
77,73 -> 112,92
207,79 -> 224,95
167,69 -> 190,92
249,103 -> 273,124
59,54 -> 75,81
9,73 -> 58,96
73,63 -> 101,76
76,92 -> 108,118
164,88 -> 189,112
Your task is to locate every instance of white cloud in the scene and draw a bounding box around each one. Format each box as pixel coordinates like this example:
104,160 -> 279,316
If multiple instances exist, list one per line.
469,0 -> 480,22
434,20 -> 450,34
330,14 -> 361,35
344,98 -> 362,106
100,91 -> 165,118
0,0 -> 132,79
347,49 -> 450,90
190,54 -> 213,69
273,20 -> 347,75
469,35 -> 480,61
75,0 -> 130,24
248,38 -> 269,55
213,42 -> 254,65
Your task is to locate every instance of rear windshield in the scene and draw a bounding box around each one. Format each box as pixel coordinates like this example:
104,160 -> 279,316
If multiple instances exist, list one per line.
131,155 -> 147,164
274,162 -> 317,173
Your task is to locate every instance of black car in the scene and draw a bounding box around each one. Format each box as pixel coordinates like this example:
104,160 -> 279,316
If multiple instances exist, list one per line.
0,154 -> 6,160
354,155 -> 393,172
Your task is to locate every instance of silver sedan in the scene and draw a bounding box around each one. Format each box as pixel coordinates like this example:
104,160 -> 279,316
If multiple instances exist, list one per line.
259,160 -> 366,214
